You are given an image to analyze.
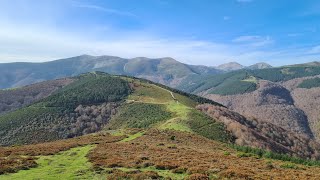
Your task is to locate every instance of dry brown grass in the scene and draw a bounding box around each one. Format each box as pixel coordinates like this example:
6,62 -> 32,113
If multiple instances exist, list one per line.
106,169 -> 161,180
2,128 -> 320,179
89,129 -> 320,179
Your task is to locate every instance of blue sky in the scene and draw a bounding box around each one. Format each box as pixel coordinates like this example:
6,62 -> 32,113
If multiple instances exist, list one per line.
0,0 -> 319,66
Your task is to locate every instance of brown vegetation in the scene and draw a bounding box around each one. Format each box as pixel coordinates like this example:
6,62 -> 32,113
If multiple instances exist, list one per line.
0,133 -> 125,174
205,80 -> 313,138
197,104 -> 320,159
88,129 -> 320,179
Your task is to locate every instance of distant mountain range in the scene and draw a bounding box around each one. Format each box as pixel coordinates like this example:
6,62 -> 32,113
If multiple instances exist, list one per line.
0,55 -> 272,89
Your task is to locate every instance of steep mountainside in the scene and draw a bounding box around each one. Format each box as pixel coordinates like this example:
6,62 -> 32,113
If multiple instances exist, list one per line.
204,81 -> 313,138
184,65 -> 320,148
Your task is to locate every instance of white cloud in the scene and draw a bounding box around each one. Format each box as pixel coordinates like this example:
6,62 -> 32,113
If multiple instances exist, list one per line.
232,35 -> 274,47
308,45 -> 320,54
0,23 -> 319,67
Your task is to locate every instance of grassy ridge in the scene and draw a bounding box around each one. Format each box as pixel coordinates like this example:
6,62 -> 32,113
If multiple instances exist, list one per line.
120,75 -> 223,107
107,79 -> 232,143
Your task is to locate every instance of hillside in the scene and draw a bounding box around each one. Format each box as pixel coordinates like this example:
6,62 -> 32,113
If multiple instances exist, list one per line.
181,65 -> 320,150
1,72 -> 320,179
0,72 -> 227,145
0,78 -> 74,115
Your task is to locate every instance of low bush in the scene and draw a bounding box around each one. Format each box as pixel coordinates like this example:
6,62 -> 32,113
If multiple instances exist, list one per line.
230,144 -> 320,166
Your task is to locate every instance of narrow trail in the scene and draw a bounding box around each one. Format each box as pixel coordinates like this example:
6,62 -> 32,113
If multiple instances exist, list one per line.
170,91 -> 177,101
158,86 -> 178,102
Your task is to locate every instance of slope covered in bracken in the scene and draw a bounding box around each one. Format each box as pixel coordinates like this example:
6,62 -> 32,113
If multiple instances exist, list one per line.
2,129 -> 320,179
1,72 -> 320,179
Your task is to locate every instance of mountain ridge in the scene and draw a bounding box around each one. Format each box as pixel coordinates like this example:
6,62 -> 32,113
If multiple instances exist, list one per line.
0,55 -> 274,89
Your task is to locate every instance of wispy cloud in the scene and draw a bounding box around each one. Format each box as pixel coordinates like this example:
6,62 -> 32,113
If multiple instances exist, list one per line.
308,45 -> 320,54
72,2 -> 137,17
232,35 -> 274,47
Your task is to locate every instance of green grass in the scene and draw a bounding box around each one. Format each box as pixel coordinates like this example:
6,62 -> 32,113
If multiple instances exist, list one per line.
0,145 -> 103,180
280,163 -> 299,169
121,131 -> 144,142
159,117 -> 192,132
158,102 -> 192,132
159,102 -> 231,143
128,83 -> 173,104
241,76 -> 258,83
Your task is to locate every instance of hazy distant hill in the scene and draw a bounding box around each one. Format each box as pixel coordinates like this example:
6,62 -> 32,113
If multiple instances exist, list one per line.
0,55 -> 222,89
247,62 -> 273,70
216,62 -> 273,72
216,62 -> 244,71
0,55 -> 276,89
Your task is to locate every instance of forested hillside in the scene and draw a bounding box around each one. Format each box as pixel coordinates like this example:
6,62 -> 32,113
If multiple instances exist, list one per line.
1,72 -> 320,179
0,72 -> 131,145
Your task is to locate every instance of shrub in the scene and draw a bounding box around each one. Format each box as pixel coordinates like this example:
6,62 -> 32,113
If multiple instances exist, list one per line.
280,163 -> 298,169
223,151 -> 231,156
230,144 -> 320,166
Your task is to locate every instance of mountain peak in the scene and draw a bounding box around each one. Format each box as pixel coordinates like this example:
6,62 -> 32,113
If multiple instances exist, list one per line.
217,62 -> 244,71
248,62 -> 272,70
